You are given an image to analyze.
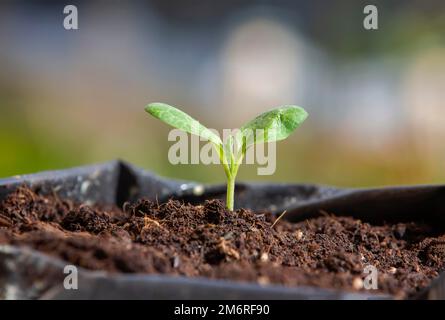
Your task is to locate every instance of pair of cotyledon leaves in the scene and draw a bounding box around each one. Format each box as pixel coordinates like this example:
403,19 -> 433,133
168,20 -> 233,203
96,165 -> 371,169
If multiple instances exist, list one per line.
145,102 -> 308,162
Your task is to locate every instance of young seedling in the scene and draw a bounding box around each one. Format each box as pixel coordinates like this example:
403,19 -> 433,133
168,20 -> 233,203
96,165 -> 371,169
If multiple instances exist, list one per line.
145,102 -> 308,211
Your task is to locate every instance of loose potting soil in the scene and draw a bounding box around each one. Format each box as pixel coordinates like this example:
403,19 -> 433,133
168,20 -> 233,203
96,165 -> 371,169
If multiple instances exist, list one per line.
1,187 -> 444,298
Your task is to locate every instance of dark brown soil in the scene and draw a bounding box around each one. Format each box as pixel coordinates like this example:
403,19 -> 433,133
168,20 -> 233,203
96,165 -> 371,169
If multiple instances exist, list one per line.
1,186 -> 444,299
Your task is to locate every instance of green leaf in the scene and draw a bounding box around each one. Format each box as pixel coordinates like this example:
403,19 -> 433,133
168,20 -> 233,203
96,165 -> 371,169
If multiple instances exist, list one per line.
240,105 -> 308,147
145,103 -> 223,146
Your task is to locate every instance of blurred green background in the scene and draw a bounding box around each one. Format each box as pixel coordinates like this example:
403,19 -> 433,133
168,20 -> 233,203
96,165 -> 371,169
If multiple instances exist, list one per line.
0,0 -> 444,187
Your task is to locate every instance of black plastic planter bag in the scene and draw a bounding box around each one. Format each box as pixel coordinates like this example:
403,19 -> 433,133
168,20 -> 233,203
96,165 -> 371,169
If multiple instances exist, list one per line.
0,160 -> 444,300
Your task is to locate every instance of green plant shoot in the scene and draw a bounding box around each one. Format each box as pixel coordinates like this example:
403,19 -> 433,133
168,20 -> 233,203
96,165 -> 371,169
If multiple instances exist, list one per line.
145,102 -> 308,211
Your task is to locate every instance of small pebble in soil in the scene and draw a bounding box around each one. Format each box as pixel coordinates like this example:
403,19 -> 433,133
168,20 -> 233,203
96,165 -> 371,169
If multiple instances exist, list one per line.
173,256 -> 181,268
389,267 -> 397,274
295,230 -> 303,241
260,252 -> 269,262
352,277 -> 364,290
258,276 -> 270,286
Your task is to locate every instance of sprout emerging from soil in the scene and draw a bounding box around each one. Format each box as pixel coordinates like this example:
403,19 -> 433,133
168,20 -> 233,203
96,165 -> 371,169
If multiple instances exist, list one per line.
145,102 -> 308,210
